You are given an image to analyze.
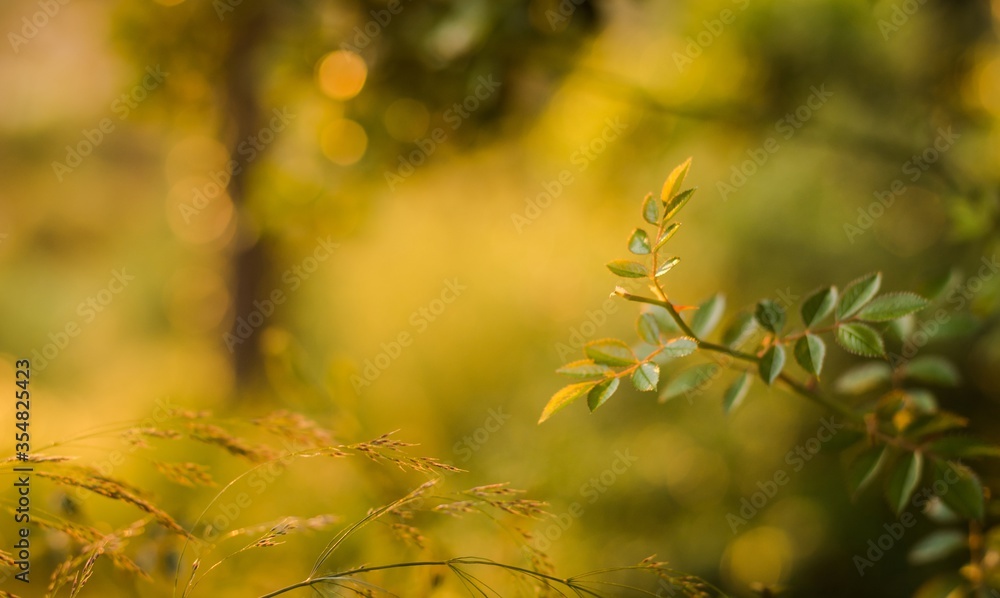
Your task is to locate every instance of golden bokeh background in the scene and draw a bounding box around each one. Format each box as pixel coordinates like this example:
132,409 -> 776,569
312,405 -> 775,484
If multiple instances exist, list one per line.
1,0 -> 999,596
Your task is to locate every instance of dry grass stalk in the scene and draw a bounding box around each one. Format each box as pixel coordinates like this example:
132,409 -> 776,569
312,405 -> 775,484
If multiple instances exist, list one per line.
219,514 -> 339,543
121,427 -> 182,448
48,520 -> 151,597
154,461 -> 215,487
1,454 -> 73,465
186,423 -> 278,463
346,431 -> 464,475
252,410 -> 334,449
434,483 -> 548,521
36,468 -> 191,539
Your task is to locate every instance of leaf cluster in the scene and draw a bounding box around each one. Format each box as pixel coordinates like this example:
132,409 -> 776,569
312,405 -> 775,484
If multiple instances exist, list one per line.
541,159 -> 999,588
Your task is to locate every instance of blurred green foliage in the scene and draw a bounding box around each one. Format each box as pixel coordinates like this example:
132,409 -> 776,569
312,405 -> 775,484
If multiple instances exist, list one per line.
1,0 -> 999,596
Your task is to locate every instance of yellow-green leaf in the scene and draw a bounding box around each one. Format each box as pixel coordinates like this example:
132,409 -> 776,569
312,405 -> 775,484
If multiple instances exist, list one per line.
663,187 -> 696,221
660,157 -> 692,202
539,381 -> 598,423
556,359 -> 612,378
654,222 -> 681,250
585,338 -> 636,366
654,257 -> 680,278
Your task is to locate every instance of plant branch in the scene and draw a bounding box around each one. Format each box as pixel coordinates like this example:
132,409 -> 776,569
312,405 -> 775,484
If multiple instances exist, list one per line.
617,289 -> 863,423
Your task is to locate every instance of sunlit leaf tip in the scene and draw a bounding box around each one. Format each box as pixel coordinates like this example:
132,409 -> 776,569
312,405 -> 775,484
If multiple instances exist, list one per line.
660,157 -> 693,202
539,381 -> 598,424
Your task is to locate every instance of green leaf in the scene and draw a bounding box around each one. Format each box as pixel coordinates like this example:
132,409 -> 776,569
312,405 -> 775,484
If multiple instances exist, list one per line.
837,272 -> 882,320
846,445 -> 888,498
923,499 -> 961,524
834,362 -> 892,395
932,460 -> 984,521
691,294 -> 726,338
824,429 -> 867,452
836,322 -> 886,357
641,305 -> 679,334
794,334 -> 827,376
907,529 -> 967,565
654,257 -> 680,278
721,312 -> 757,348
587,377 -> 620,412
900,356 -> 961,387
801,286 -> 838,328
755,299 -> 785,334
886,314 -> 915,343
539,381 -> 598,423
659,336 -> 699,359
636,313 -> 662,345
641,192 -> 659,225
722,371 -> 752,414
660,157 -> 692,203
627,229 -> 651,255
654,222 -> 681,250
758,345 -> 786,385
584,338 -> 636,366
556,359 -> 612,378
885,451 -> 923,515
631,363 -> 660,392
932,312 -> 980,341
607,259 -> 647,278
905,389 -> 938,414
925,267 -> 964,304
663,187 -> 696,221
660,363 -> 719,403
904,412 -> 969,439
927,437 -> 1000,460
857,292 -> 930,322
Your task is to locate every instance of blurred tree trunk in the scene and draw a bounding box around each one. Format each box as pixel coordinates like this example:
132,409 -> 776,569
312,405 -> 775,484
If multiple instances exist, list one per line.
221,6 -> 274,395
